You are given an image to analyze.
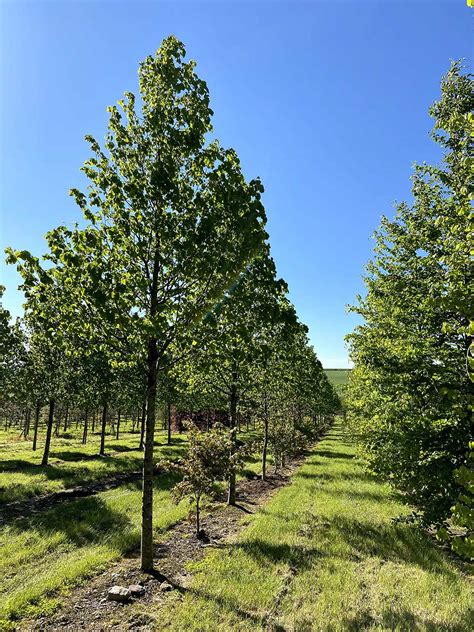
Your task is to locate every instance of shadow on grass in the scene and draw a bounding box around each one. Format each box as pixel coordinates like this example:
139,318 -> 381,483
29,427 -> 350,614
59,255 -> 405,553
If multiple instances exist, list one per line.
240,468 -> 260,480
340,608 -> 470,632
313,450 -> 355,460
295,470 -> 374,483
7,470 -> 182,543
49,450 -> 108,462
231,538 -> 325,570
329,515 -> 461,579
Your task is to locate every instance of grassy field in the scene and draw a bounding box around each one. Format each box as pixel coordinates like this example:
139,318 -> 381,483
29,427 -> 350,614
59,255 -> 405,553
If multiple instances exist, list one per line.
0,429 -> 266,629
0,472 -> 188,628
324,368 -> 351,386
0,425 -> 188,505
145,421 -> 473,631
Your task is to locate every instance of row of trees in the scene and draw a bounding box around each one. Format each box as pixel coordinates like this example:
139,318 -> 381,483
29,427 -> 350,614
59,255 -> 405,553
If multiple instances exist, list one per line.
346,63 -> 473,557
1,37 -> 340,570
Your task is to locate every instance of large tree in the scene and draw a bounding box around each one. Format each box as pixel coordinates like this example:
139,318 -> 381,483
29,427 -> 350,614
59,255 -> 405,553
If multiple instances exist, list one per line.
347,63 -> 473,528
8,36 -> 267,571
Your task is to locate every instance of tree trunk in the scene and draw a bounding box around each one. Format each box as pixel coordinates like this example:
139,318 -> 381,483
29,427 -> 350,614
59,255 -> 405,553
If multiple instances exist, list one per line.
54,410 -> 61,437
227,363 -> 238,506
262,392 -> 269,481
99,402 -> 107,456
82,408 -> 89,444
139,400 -> 146,450
41,400 -> 55,466
141,337 -> 158,572
24,407 -> 31,438
116,408 -> 121,440
63,403 -> 69,432
196,494 -> 201,536
92,409 -> 96,433
32,401 -> 41,451
167,402 -> 172,445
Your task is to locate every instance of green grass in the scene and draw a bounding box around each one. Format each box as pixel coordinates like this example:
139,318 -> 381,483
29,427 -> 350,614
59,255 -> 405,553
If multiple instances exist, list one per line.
324,368 -> 351,386
0,471 -> 189,627
0,423 -> 190,505
149,421 -> 473,631
0,423 -> 261,505
0,426 -> 267,629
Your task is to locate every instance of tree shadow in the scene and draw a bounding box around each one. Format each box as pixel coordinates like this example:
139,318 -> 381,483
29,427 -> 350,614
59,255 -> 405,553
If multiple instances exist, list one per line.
313,450 -> 355,460
8,494 -> 136,548
295,470 -> 374,483
108,445 -> 143,453
226,538 -> 325,571
240,468 -> 260,480
330,515 -> 461,579
49,450 -> 106,462
339,608 -> 470,632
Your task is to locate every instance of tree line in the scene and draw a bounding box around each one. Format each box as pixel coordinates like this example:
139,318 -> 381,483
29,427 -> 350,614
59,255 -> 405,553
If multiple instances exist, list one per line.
346,62 -> 473,558
1,37 -> 340,571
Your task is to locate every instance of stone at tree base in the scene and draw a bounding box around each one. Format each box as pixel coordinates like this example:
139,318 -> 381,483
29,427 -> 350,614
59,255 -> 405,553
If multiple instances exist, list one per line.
160,581 -> 174,592
107,586 -> 131,602
128,584 -> 145,597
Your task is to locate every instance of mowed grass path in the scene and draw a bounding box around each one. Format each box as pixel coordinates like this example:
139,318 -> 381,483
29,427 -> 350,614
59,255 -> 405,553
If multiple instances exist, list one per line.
151,422 -> 473,631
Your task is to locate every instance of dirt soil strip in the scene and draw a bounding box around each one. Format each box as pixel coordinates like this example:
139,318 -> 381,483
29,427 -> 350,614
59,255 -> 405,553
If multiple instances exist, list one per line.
24,454 -> 308,632
0,471 -> 143,524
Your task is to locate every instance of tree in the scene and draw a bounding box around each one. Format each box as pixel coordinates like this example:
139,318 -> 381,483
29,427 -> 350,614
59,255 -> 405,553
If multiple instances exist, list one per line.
167,423 -> 233,537
187,250 -> 281,503
7,36 -> 267,571
346,63 -> 473,530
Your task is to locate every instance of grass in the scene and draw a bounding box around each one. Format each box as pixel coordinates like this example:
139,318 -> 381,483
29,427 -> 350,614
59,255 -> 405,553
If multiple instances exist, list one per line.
324,368 -> 351,386
0,422 -> 262,505
0,471 -> 189,628
147,421 -> 473,631
0,422 -> 190,505
0,425 -> 267,629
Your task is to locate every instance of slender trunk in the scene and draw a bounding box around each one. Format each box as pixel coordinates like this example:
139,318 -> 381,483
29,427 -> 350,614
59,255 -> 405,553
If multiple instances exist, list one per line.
139,401 -> 146,450
262,392 -> 269,481
63,403 -> 69,432
54,410 -> 61,437
99,402 -> 107,456
92,409 -> 96,433
116,408 -> 121,440
227,363 -> 238,506
167,402 -> 171,445
82,408 -> 89,444
23,407 -> 31,438
141,337 -> 158,572
32,401 -> 41,451
196,494 -> 200,536
41,400 -> 55,465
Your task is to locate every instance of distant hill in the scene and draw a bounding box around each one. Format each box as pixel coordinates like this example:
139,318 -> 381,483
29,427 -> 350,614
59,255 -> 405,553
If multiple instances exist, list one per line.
324,369 -> 351,386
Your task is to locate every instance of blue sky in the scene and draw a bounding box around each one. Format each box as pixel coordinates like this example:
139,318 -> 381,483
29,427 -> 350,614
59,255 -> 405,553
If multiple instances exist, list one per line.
0,1 -> 471,368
